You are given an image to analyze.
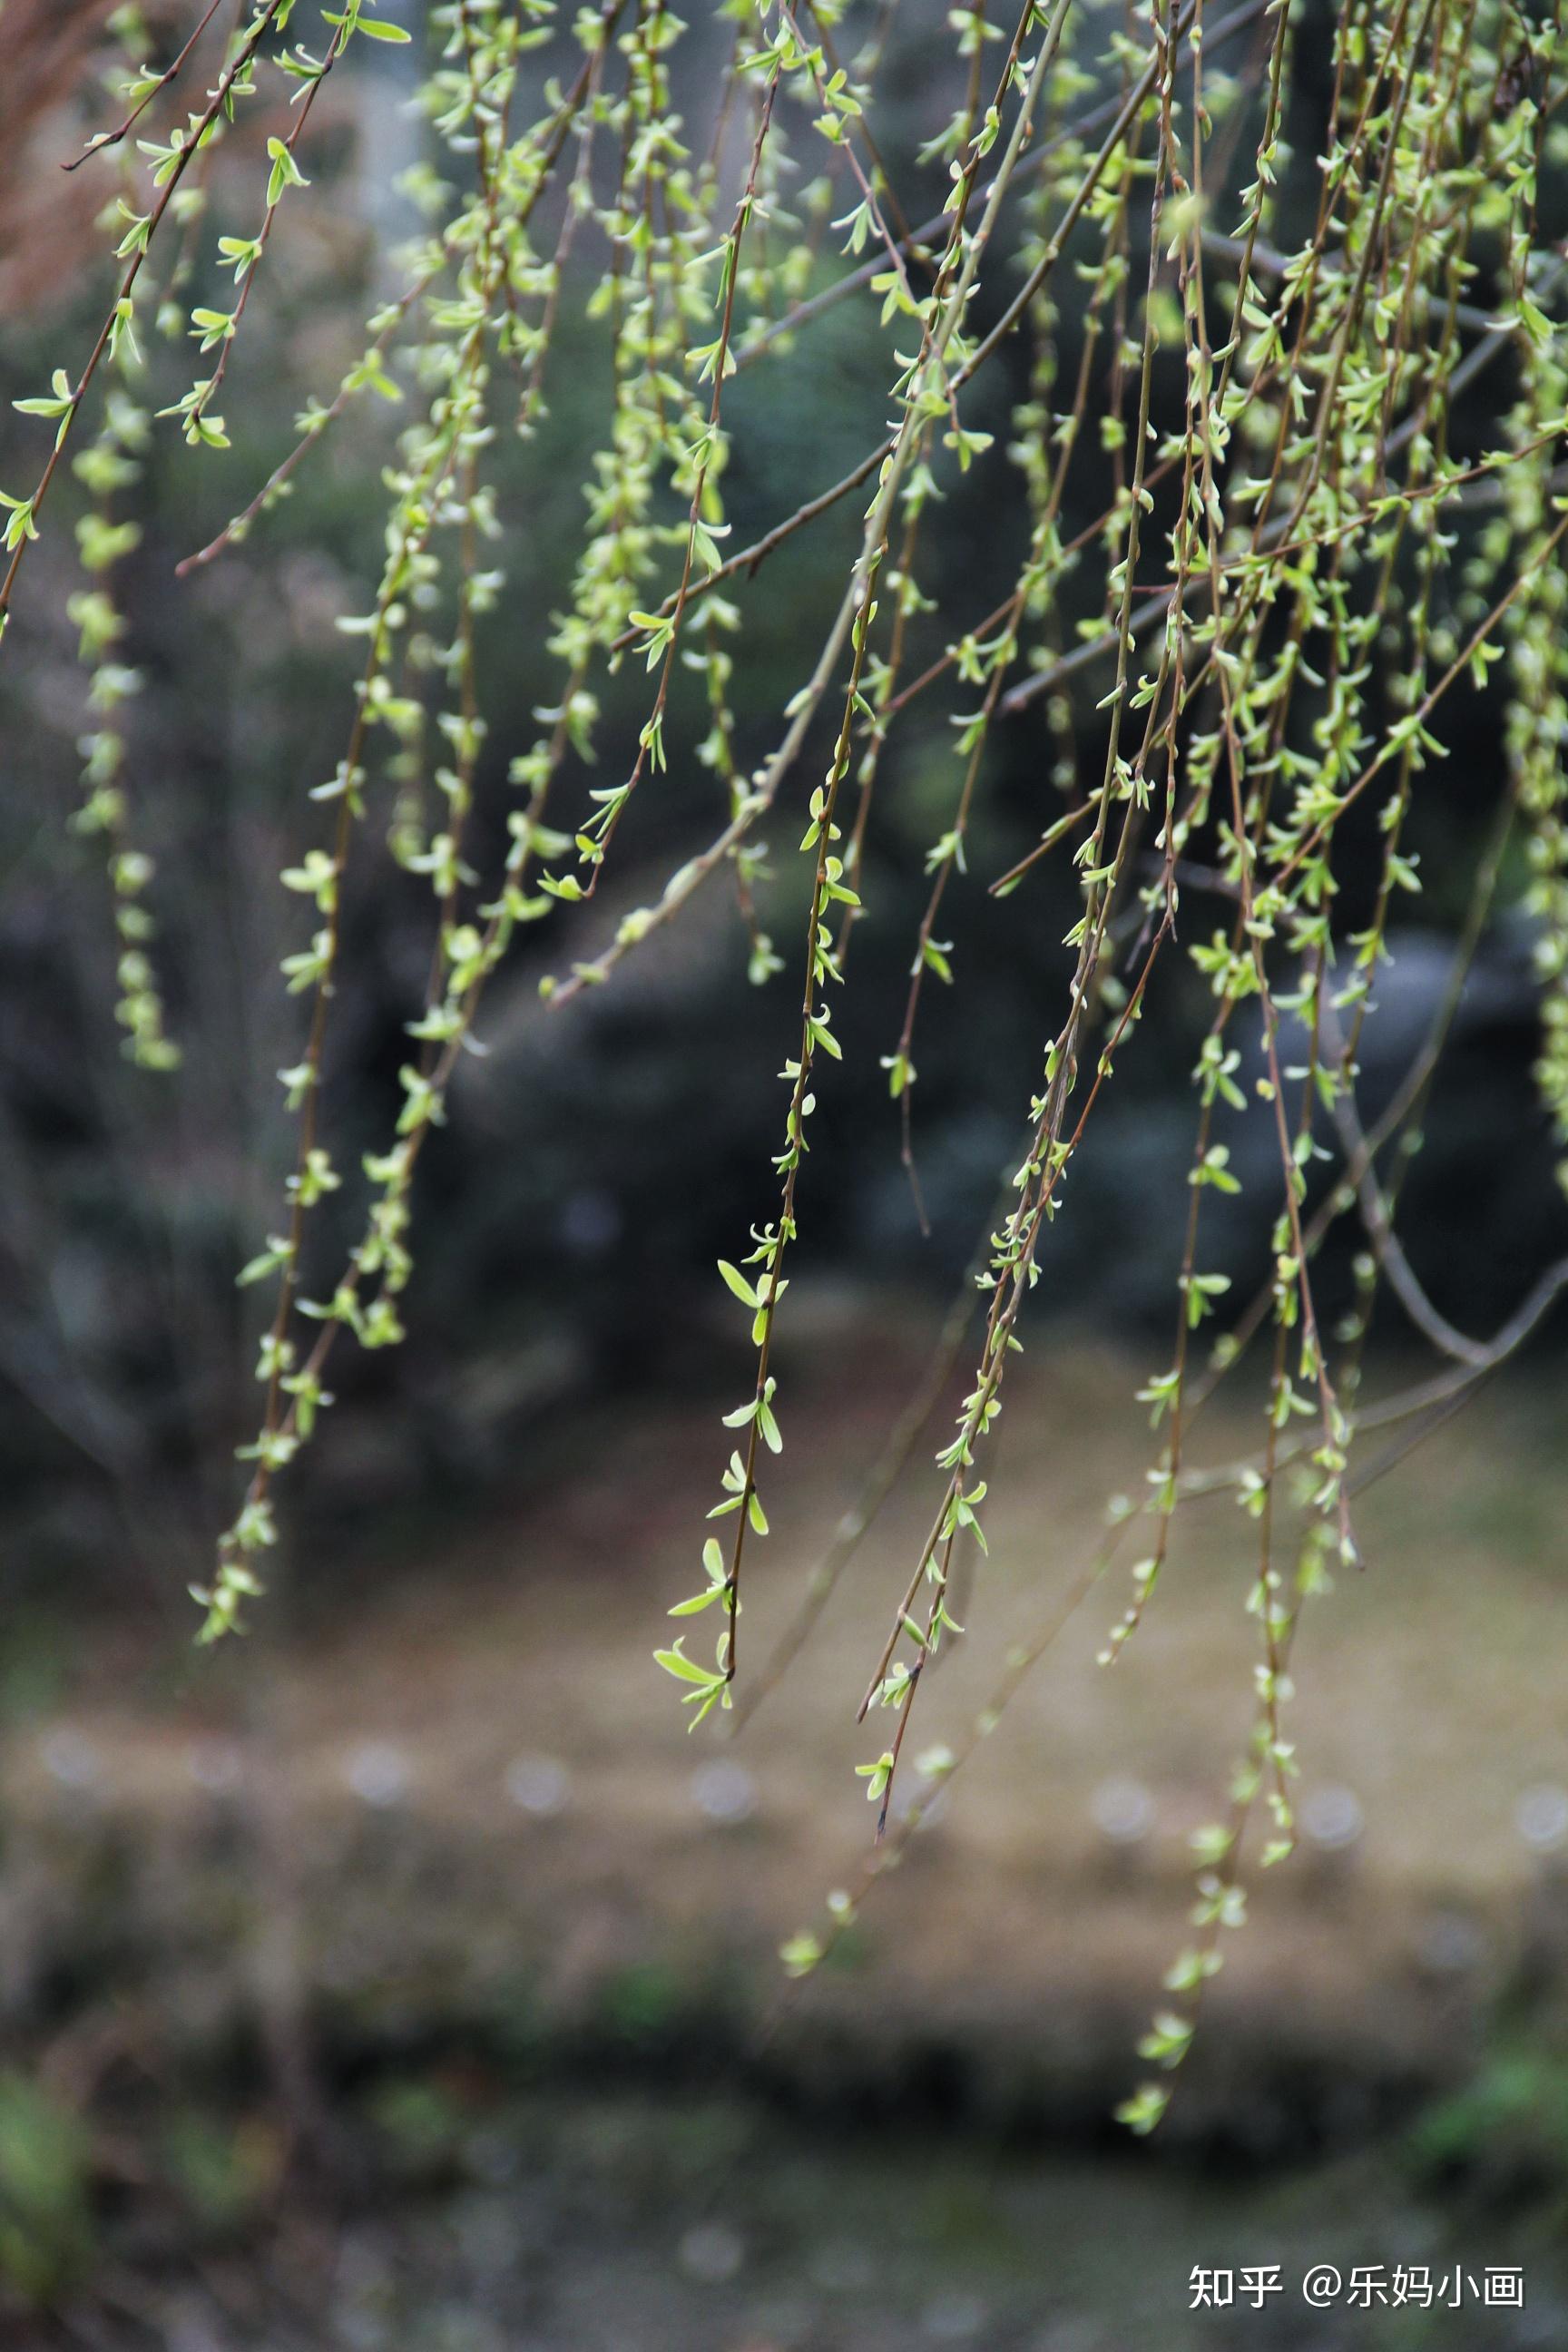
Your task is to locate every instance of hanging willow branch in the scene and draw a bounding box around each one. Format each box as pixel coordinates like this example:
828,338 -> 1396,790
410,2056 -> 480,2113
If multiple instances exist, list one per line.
6,0 -> 1568,2130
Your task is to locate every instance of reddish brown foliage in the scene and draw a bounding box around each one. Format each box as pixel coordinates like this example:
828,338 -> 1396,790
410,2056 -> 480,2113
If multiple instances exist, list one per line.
0,0 -> 183,310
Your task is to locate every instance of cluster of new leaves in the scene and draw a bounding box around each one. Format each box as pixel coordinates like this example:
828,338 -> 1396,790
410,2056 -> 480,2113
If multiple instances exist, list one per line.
7,0 -> 1568,2125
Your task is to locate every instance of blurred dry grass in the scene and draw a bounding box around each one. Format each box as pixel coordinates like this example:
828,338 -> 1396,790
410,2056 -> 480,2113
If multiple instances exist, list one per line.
5,1306 -> 1566,2139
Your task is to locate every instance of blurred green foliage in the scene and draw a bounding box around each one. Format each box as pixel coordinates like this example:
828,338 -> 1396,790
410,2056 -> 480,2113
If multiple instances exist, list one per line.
0,2070 -> 93,2308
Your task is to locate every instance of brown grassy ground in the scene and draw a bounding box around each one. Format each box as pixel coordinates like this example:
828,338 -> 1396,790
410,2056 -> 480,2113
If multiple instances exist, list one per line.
5,1302 -> 1565,2140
